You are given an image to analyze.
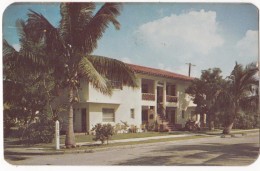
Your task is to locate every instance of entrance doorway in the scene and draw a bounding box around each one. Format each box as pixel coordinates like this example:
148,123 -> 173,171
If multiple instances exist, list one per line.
166,107 -> 176,124
81,108 -> 87,132
142,109 -> 148,124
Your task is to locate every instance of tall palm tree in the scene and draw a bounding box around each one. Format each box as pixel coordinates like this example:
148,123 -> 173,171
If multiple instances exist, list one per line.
4,2 -> 137,147
219,63 -> 258,134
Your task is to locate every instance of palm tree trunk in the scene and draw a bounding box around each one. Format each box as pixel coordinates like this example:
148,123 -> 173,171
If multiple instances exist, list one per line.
65,87 -> 76,147
223,106 -> 237,134
43,75 -> 54,119
223,122 -> 234,134
223,114 -> 235,134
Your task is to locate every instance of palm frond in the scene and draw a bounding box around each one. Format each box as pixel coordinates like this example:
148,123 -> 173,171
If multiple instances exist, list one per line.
3,39 -> 20,73
240,95 -> 258,112
16,20 -> 46,67
16,19 -> 27,42
26,9 -> 62,52
231,63 -> 258,96
86,55 -> 138,88
78,57 -> 112,95
60,2 -> 95,49
3,39 -> 18,59
82,3 -> 122,54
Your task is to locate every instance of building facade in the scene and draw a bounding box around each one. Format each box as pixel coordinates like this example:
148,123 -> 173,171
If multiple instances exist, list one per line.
59,63 -> 196,133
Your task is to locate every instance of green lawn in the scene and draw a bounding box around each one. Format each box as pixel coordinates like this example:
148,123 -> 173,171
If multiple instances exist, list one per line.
61,135 -> 206,152
37,129 -> 260,145
60,132 -> 171,144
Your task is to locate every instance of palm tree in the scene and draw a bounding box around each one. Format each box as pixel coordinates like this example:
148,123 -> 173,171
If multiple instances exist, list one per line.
4,2 -> 137,147
219,63 -> 258,134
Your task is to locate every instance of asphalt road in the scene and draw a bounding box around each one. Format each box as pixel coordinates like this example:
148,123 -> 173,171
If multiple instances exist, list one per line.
5,132 -> 260,166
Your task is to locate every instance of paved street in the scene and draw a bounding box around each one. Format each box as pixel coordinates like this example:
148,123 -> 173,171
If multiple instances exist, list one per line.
5,132 -> 259,166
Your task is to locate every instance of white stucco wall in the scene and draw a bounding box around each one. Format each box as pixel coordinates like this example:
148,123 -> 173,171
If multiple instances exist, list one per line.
86,79 -> 142,130
175,106 -> 196,127
58,73 -> 196,132
175,81 -> 196,127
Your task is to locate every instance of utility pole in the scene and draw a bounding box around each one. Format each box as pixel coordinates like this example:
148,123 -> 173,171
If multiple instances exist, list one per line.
186,63 -> 196,77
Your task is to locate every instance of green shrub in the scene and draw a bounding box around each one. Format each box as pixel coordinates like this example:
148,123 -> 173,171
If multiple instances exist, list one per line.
114,123 -> 121,134
4,113 -> 17,138
128,125 -> 137,133
92,123 -> 114,144
147,121 -> 157,131
233,113 -> 258,129
21,116 -> 55,145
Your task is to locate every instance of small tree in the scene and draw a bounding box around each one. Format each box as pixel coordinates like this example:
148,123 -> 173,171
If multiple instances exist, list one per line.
92,123 -> 114,145
21,113 -> 55,145
186,68 -> 224,130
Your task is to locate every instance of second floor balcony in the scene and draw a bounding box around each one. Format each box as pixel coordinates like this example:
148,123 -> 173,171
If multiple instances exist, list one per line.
166,95 -> 178,103
141,78 -> 178,103
142,93 -> 155,101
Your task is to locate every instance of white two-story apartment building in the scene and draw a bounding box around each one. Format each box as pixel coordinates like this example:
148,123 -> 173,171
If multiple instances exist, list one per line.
59,63 -> 196,133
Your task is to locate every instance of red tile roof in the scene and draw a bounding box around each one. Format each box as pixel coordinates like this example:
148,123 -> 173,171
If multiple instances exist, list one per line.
126,63 -> 194,81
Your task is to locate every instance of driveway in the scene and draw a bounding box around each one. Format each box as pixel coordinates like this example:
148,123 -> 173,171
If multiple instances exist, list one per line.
5,132 -> 259,166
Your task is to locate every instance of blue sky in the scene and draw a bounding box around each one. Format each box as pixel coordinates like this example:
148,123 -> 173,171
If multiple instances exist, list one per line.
2,2 -> 259,77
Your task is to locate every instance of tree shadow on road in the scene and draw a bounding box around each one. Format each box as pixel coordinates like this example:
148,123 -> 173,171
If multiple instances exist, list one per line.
117,142 -> 259,166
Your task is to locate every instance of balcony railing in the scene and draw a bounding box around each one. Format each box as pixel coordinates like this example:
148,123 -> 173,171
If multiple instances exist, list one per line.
166,95 -> 178,103
142,93 -> 155,101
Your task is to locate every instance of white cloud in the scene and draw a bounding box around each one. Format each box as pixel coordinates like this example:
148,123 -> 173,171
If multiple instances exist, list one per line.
135,9 -> 224,55
236,30 -> 258,61
12,44 -> 21,51
121,57 -> 132,64
158,63 -> 173,72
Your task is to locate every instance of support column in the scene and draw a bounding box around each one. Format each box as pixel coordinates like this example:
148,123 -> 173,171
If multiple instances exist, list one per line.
154,80 -> 158,121
163,81 -> 167,113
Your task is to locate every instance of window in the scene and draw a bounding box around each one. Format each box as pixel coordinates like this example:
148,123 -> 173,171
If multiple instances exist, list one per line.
167,84 -> 176,96
102,108 -> 115,122
172,85 -> 176,96
142,84 -> 148,93
182,110 -> 185,119
131,108 -> 135,119
142,110 -> 148,122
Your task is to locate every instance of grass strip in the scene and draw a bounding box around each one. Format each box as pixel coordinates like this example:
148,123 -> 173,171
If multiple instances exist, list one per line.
61,135 -> 207,152
59,132 -> 171,144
